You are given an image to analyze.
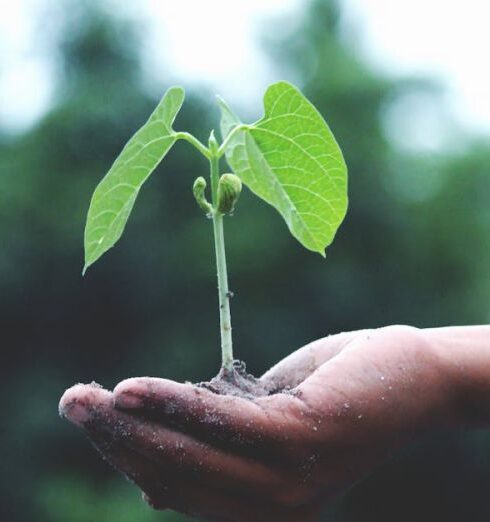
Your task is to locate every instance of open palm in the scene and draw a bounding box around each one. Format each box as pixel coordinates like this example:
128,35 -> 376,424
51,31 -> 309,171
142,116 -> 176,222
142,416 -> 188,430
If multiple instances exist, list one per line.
60,325 -> 488,521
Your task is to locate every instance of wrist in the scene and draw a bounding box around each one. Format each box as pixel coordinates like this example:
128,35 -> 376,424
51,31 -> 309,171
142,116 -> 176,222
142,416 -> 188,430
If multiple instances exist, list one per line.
427,326 -> 490,428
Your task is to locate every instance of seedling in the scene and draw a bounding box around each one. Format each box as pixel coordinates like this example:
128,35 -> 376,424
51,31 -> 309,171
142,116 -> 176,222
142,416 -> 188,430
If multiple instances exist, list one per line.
83,81 -> 347,382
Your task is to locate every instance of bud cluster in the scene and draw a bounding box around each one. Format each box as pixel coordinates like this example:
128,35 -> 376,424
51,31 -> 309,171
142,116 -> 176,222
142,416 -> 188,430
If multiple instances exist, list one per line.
193,173 -> 242,217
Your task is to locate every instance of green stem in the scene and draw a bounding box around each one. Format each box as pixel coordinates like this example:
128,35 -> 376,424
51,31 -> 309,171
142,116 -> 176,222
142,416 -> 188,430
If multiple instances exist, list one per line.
209,153 -> 234,370
217,124 -> 249,158
175,132 -> 211,159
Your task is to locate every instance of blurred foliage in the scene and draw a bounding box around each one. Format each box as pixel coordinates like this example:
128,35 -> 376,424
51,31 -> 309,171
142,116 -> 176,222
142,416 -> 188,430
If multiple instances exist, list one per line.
1,0 -> 489,521
38,476 -> 184,522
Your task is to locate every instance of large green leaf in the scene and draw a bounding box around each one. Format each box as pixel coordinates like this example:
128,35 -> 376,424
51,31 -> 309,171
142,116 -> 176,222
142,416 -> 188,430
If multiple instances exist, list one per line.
220,81 -> 347,255
83,86 -> 184,273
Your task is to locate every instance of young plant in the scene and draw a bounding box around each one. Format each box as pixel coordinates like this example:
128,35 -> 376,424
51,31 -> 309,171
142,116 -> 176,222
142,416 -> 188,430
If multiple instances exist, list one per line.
83,81 -> 348,376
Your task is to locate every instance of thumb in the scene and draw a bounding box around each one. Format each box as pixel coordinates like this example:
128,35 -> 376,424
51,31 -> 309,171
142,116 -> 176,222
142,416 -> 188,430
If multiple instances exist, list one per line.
260,330 -> 369,392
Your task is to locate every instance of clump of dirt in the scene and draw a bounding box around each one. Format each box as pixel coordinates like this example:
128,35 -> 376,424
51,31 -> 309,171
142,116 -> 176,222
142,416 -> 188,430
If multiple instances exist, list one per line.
197,360 -> 276,399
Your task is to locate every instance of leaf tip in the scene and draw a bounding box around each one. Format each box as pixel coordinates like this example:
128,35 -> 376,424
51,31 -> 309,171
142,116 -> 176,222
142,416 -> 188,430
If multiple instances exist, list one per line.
169,85 -> 185,97
82,255 -> 95,276
217,95 -> 238,116
215,94 -> 229,112
264,80 -> 297,97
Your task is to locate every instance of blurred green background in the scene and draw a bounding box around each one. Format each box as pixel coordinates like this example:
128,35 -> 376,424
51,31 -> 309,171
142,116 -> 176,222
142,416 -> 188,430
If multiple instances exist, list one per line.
1,0 -> 490,520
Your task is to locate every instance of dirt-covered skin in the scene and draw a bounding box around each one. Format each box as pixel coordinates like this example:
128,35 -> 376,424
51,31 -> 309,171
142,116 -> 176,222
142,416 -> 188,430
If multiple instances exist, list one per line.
197,360 -> 273,398
60,326 -> 490,522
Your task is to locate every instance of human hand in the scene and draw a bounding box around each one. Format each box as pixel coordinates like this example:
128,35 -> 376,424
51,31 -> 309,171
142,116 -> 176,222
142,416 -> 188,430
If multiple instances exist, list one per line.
59,325 -> 490,521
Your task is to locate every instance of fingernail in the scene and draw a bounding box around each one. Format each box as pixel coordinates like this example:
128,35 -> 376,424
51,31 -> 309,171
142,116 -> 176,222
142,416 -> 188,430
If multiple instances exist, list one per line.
60,400 -> 91,426
115,391 -> 143,409
59,383 -> 107,426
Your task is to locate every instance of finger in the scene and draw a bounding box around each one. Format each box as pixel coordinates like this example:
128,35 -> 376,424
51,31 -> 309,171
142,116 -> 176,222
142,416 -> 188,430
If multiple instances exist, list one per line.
144,483 -> 320,522
98,408 -> 294,501
86,419 -> 313,521
88,431 -> 170,509
59,382 -> 112,427
84,419 -> 310,521
260,330 -> 370,391
88,429 -> 303,521
113,377 -> 307,452
60,384 -> 167,505
61,383 -> 295,501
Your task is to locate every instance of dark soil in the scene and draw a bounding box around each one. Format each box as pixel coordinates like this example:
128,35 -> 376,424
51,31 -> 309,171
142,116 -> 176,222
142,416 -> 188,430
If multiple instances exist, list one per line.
197,360 -> 275,399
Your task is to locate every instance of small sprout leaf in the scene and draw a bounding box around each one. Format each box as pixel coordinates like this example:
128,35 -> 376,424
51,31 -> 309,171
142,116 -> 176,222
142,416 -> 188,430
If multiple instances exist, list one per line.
217,96 -> 241,140
83,86 -> 185,273
219,81 -> 348,255
217,174 -> 242,215
193,176 -> 213,215
208,129 -> 219,154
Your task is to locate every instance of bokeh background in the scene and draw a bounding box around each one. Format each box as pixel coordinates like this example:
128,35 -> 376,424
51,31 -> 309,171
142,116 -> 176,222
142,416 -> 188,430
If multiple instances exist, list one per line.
1,0 -> 490,520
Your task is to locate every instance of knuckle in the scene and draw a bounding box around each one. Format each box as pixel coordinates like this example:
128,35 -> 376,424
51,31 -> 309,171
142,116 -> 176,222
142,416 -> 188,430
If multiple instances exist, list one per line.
376,324 -> 435,361
377,324 -> 422,340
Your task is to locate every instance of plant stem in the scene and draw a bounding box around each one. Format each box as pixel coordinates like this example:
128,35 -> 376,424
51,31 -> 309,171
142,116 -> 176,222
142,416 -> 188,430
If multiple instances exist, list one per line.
216,124 -> 249,158
209,153 -> 234,371
175,132 -> 211,159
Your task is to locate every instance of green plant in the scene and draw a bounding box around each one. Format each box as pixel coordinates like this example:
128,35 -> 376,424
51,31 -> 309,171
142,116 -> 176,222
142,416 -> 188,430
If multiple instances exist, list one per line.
83,81 -> 348,372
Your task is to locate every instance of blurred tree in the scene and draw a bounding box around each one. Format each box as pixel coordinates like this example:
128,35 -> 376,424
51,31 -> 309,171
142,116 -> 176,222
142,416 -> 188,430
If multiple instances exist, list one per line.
0,0 -> 489,520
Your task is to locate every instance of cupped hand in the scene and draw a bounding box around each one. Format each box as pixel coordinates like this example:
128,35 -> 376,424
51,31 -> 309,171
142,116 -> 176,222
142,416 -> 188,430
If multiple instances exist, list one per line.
59,325 -> 489,522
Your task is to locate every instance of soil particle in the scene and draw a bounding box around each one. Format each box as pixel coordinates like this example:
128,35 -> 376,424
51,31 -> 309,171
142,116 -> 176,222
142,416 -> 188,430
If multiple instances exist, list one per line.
197,360 -> 274,399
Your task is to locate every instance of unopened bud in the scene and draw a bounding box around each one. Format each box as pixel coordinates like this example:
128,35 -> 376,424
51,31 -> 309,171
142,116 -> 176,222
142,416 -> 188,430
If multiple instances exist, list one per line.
208,130 -> 219,155
193,176 -> 212,216
217,173 -> 242,215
